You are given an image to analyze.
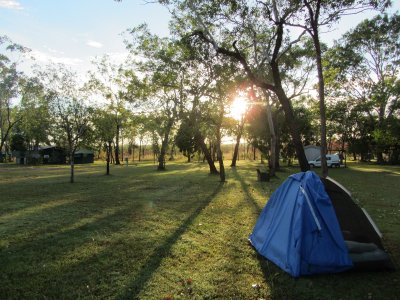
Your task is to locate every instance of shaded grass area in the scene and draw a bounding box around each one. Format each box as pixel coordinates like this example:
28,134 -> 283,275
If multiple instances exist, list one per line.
0,161 -> 399,299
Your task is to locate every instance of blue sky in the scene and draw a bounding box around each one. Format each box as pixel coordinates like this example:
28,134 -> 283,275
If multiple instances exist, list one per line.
1,0 -> 399,75
0,0 -> 171,72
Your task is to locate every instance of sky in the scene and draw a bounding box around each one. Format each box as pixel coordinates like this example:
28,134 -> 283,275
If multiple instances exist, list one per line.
0,0 -> 171,73
1,0 -> 399,76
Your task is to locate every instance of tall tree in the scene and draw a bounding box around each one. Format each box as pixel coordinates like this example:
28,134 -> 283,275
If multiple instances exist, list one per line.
162,0 -> 314,171
17,77 -> 51,150
285,0 -> 390,177
0,36 -> 30,153
39,64 -> 91,183
230,113 -> 246,168
92,108 -> 116,175
325,13 -> 400,163
125,26 -> 188,170
175,118 -> 199,162
87,55 -> 131,165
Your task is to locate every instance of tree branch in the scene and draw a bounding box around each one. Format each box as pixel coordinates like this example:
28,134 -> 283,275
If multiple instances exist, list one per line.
190,30 -> 276,92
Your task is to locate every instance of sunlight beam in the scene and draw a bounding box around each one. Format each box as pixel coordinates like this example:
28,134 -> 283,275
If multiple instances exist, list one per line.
229,96 -> 248,120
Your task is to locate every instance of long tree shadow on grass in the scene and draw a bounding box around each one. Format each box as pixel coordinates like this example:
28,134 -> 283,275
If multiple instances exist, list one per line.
229,167 -> 296,294
0,205 -> 140,299
118,183 -> 223,299
230,167 -> 264,214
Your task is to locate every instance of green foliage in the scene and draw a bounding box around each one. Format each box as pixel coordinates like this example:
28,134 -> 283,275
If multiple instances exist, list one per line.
0,36 -> 29,151
247,99 -> 314,160
37,64 -> 92,159
324,13 -> 400,162
10,132 -> 27,152
17,77 -> 51,148
175,118 -> 198,159
92,108 -> 117,145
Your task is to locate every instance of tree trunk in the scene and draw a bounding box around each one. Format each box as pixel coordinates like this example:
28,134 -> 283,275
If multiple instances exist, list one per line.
217,145 -> 225,182
231,139 -> 240,167
115,124 -> 121,165
376,117 -> 385,164
262,91 -> 277,176
106,141 -> 111,175
231,116 -> 245,167
139,139 -> 142,161
314,36 -> 328,177
209,142 -> 216,162
272,85 -> 309,172
274,120 -> 280,170
169,142 -> 175,161
217,104 -> 225,182
158,118 -> 174,170
196,132 -> 219,174
268,23 -> 309,172
376,151 -> 385,164
97,146 -> 101,159
304,0 -> 328,177
121,128 -> 124,162
70,153 -> 74,183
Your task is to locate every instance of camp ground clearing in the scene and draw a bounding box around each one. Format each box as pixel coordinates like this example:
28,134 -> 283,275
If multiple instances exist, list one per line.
0,160 -> 399,299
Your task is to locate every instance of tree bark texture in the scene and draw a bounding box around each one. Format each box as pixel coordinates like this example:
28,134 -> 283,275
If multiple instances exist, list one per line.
196,132 -> 219,174
106,141 -> 111,175
230,116 -> 245,167
313,32 -> 328,177
263,91 -> 277,176
217,104 -> 226,182
70,154 -> 74,183
115,124 -> 121,165
158,118 -> 174,170
304,0 -> 328,177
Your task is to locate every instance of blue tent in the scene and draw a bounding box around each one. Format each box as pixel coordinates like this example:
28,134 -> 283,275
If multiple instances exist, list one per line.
249,171 -> 353,277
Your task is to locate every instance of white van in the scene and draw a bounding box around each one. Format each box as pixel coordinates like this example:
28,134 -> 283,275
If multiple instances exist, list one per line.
308,154 -> 341,168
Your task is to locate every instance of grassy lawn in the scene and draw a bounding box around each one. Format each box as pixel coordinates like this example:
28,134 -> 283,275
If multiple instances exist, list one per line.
0,160 -> 399,299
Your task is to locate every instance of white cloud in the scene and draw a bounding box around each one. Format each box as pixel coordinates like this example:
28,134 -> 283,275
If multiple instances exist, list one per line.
86,40 -> 103,48
0,0 -> 23,10
31,50 -> 83,66
43,45 -> 65,55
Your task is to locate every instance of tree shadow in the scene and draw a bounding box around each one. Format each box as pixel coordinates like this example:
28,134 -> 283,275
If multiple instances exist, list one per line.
118,183 -> 223,299
229,166 -> 295,296
230,167 -> 264,214
0,205 -> 137,299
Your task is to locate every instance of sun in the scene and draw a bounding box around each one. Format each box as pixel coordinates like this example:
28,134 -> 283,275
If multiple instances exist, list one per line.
229,96 -> 248,120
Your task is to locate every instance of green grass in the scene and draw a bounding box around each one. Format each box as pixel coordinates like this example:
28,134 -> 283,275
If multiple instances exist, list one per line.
0,160 -> 399,299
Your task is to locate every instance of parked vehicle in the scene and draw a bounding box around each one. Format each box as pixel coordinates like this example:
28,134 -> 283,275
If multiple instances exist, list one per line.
308,154 -> 341,168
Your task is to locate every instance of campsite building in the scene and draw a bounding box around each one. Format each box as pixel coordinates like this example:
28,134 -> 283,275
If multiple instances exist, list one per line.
12,150 -> 27,164
39,147 -> 94,164
74,149 -> 94,164
40,146 -> 66,164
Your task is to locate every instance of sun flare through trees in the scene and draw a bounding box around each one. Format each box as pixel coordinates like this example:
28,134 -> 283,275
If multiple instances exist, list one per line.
229,96 -> 248,121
